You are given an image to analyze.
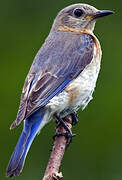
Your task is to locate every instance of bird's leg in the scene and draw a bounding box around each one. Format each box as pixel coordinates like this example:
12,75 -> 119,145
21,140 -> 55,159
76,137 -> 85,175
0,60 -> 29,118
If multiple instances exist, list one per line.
70,112 -> 78,126
53,114 -> 75,147
56,112 -> 78,128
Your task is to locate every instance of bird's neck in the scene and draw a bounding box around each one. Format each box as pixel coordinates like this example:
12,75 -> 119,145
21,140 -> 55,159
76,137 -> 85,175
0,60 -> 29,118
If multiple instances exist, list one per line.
57,25 -> 94,35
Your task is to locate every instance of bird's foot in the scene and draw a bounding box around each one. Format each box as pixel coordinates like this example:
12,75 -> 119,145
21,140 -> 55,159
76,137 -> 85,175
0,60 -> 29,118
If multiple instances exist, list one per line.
55,112 -> 78,128
54,114 -> 76,147
53,132 -> 76,148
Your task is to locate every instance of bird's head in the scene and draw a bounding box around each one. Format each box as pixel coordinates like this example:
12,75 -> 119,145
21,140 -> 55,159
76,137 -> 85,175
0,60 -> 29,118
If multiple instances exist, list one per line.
52,4 -> 113,33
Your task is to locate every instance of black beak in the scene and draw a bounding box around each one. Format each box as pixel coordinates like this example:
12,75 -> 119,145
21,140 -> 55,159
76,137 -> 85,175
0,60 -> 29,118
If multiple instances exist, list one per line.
94,10 -> 114,19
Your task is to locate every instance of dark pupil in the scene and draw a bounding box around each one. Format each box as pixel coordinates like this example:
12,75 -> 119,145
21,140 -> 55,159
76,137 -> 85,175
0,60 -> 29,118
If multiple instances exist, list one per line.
74,9 -> 83,17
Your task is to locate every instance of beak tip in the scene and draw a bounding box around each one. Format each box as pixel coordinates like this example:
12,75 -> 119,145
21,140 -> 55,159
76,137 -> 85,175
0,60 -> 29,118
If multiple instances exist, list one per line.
94,10 -> 114,19
105,10 -> 114,14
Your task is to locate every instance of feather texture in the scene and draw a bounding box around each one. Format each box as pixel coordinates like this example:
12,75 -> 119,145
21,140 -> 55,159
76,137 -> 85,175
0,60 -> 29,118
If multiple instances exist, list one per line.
7,109 -> 45,177
10,32 -> 94,129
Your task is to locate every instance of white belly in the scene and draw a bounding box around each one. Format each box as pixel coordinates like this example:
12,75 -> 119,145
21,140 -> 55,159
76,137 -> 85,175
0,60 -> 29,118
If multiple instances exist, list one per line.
46,36 -> 102,116
66,56 -> 101,110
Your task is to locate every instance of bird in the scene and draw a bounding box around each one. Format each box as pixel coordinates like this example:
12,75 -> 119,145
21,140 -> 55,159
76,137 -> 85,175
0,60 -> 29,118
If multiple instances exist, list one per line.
6,3 -> 113,178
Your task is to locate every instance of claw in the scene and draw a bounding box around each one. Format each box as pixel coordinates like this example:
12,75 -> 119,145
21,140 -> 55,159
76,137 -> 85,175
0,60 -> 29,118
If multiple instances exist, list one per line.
53,132 -> 76,148
53,114 -> 76,148
70,112 -> 78,126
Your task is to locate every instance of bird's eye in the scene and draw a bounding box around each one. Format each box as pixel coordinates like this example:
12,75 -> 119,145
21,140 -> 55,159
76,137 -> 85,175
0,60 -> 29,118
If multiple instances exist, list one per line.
73,9 -> 83,18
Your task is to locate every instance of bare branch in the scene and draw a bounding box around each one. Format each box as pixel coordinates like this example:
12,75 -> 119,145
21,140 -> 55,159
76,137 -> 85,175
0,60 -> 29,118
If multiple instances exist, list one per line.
42,114 -> 73,180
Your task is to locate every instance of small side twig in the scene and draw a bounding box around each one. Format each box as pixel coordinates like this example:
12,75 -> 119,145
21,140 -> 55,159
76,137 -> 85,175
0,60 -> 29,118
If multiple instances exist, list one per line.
42,114 -> 73,180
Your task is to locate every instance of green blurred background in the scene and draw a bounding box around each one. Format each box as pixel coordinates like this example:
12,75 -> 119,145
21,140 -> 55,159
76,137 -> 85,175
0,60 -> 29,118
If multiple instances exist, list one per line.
0,0 -> 121,179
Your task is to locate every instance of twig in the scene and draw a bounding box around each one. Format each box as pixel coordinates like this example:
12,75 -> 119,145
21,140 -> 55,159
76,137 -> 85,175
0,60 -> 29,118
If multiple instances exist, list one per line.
42,114 -> 73,180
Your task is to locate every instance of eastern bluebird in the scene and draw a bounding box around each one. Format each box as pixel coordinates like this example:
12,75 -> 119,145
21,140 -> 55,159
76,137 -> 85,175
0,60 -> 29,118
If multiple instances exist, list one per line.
6,4 -> 113,177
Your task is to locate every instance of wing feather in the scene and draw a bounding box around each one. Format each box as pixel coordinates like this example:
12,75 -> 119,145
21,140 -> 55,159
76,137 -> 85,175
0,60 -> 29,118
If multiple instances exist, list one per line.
10,32 -> 94,129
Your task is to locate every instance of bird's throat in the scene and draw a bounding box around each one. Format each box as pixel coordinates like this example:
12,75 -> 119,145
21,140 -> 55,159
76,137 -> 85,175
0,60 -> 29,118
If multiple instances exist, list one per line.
57,25 -> 92,35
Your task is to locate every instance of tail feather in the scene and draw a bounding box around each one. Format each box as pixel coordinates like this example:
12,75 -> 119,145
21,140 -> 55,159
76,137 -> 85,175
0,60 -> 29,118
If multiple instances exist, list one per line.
6,110 -> 45,177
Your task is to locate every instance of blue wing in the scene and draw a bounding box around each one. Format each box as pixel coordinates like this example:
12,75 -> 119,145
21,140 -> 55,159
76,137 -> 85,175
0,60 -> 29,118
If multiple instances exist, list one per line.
10,32 -> 94,129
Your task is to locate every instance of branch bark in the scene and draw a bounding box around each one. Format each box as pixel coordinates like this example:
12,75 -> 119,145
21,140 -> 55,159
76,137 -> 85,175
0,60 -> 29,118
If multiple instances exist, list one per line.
42,114 -> 73,180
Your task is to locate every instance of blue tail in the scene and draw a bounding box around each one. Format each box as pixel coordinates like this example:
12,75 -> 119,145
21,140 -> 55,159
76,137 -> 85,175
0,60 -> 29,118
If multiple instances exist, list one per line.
6,110 -> 45,177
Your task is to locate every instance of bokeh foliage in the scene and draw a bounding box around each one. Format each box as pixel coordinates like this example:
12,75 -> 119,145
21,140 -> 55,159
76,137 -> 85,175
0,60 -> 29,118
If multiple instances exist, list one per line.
0,0 -> 121,180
